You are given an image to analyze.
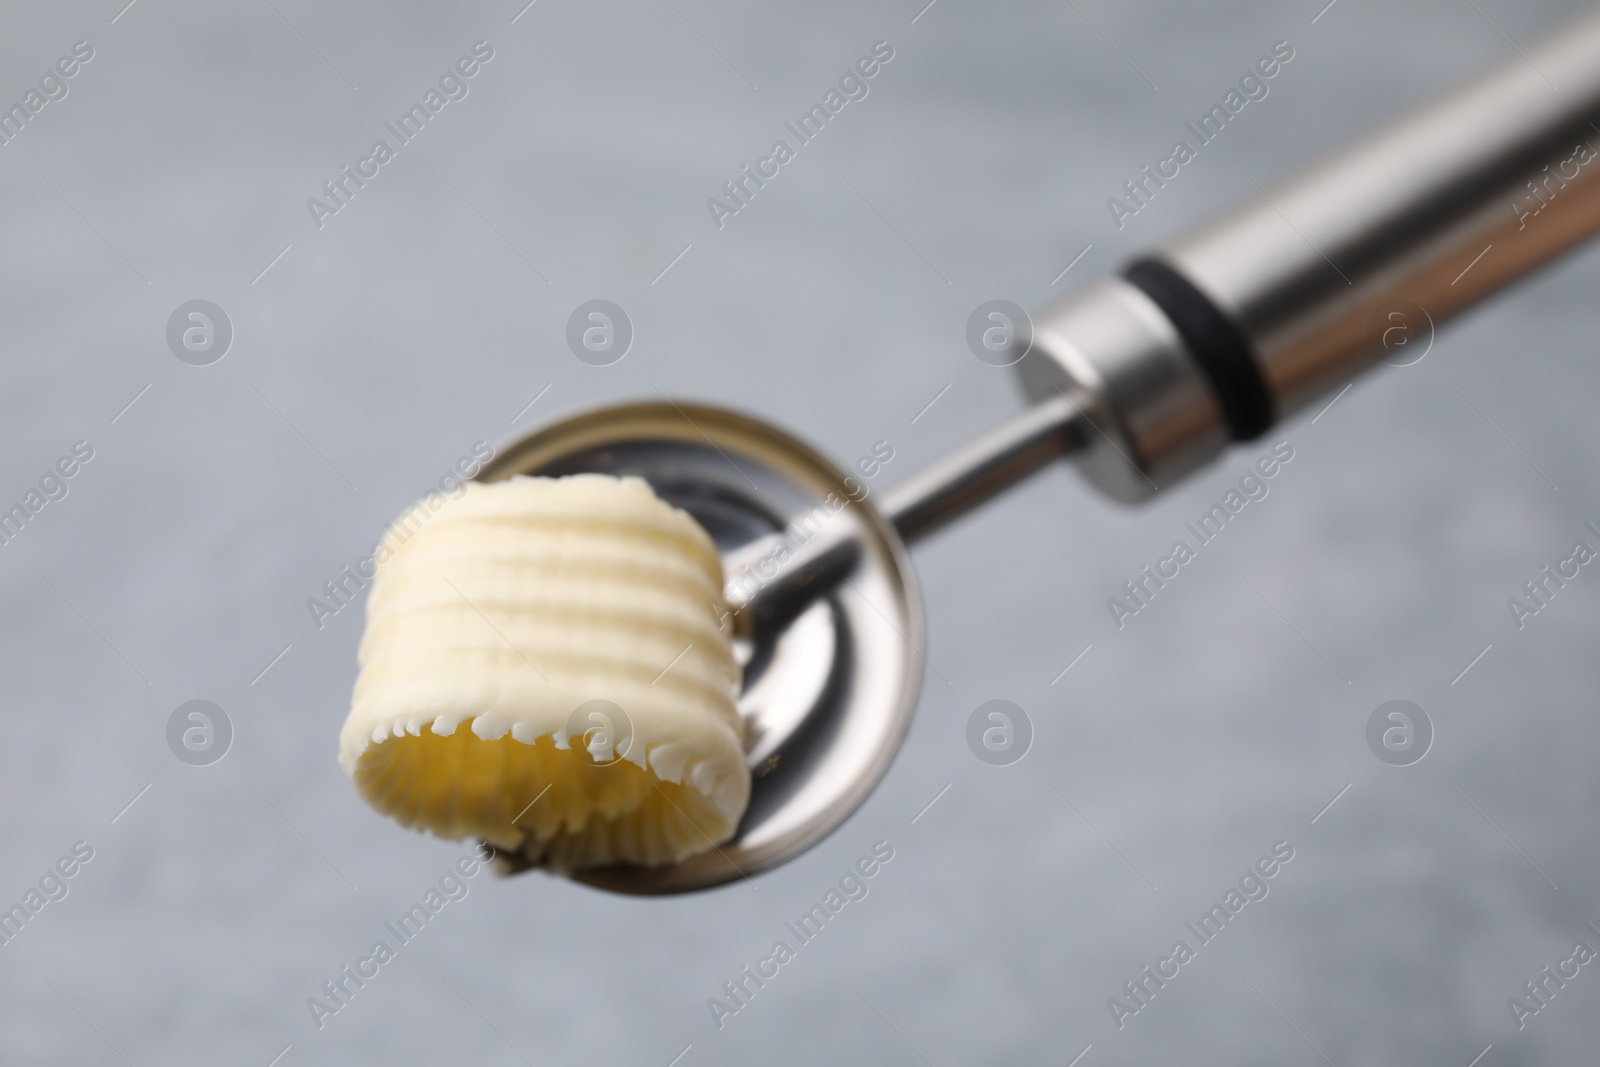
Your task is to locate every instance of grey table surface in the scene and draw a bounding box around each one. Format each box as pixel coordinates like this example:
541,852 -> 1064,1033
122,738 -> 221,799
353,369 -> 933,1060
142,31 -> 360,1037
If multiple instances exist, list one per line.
3,0 -> 1599,1064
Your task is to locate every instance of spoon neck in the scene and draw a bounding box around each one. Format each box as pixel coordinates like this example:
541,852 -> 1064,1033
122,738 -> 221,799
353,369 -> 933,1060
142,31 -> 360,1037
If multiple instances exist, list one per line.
722,394 -> 1088,624
882,393 -> 1090,546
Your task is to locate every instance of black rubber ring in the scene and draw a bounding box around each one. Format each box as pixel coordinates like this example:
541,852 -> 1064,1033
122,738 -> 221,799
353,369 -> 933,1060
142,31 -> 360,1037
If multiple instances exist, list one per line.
1123,257 -> 1273,441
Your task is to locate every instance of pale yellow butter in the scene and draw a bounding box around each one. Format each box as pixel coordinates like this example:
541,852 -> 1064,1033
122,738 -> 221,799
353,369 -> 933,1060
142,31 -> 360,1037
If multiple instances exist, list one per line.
339,474 -> 748,870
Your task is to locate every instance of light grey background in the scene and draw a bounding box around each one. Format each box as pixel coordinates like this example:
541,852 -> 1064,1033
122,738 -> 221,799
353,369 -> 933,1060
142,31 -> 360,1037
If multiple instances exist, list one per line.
2,0 -> 1598,1064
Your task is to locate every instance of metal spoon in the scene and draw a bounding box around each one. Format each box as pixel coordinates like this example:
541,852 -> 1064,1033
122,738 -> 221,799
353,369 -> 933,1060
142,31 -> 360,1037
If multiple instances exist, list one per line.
482,5 -> 1600,893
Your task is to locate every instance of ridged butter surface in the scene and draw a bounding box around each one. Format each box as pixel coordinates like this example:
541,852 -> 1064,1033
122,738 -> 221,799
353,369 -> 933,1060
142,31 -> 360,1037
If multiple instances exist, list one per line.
339,474 -> 748,870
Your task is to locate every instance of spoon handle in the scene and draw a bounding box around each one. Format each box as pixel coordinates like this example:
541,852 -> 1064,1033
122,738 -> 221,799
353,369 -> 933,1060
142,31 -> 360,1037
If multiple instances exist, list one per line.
730,6 -> 1600,615
1020,5 -> 1600,501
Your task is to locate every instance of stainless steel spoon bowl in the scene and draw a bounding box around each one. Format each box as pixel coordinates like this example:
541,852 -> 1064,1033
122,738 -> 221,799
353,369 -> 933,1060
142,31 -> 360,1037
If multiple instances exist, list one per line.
475,401 -> 924,894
